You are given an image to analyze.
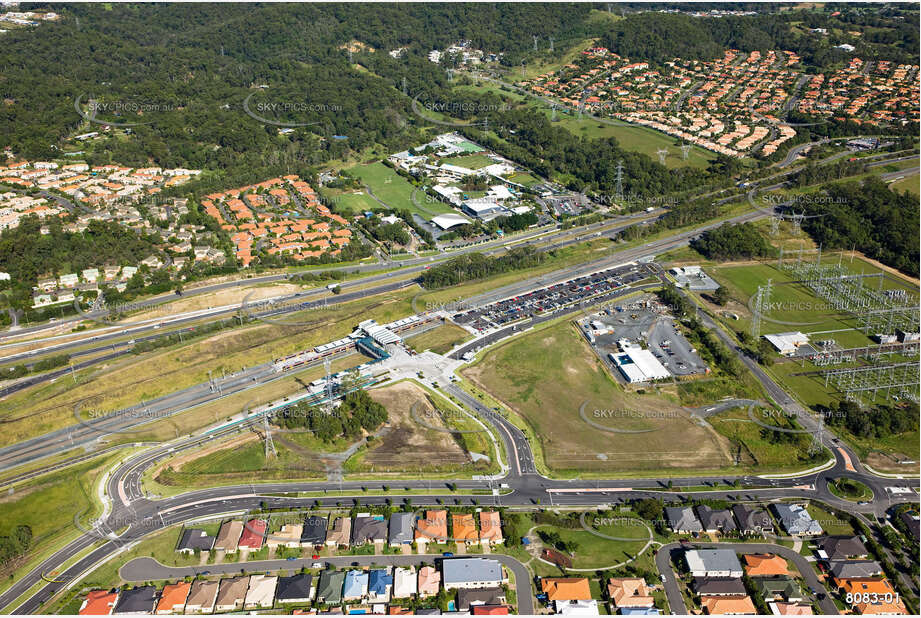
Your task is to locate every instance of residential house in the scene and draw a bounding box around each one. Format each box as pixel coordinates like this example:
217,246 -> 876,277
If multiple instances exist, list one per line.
757,577 -> 803,603
214,520 -> 243,553
554,599 -> 601,615
112,586 -> 159,615
699,594 -> 757,615
540,577 -> 592,602
685,549 -> 743,578
244,574 -> 278,609
443,558 -> 504,591
607,578 -> 654,609
479,511 -> 503,545
79,590 -> 118,616
392,567 -> 417,599
472,605 -> 510,615
238,518 -> 267,551
899,511 -> 919,541
692,578 -> 747,597
828,560 -> 883,580
301,515 -> 328,547
275,573 -> 314,605
59,273 -> 79,288
155,582 -> 191,614
772,504 -> 823,537
769,602 -> 814,615
140,255 -> 162,269
267,523 -> 302,549
820,536 -> 868,561
176,529 -> 215,554
836,578 -> 907,614
666,506 -> 703,534
456,588 -> 506,612
316,570 -> 345,605
343,570 -> 369,601
452,513 -> 479,545
742,554 -> 790,577
389,512 -> 414,547
416,510 -> 448,546
326,517 -> 351,548
368,569 -> 393,602
81,268 -> 100,283
215,576 -> 249,612
183,580 -> 218,614
696,506 -> 737,534
352,515 -> 388,546
732,505 -> 774,535
418,566 -> 441,597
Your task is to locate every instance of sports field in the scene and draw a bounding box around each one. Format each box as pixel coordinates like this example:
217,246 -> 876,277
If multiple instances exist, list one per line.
439,153 -> 495,170
348,162 -> 454,218
461,319 -> 734,475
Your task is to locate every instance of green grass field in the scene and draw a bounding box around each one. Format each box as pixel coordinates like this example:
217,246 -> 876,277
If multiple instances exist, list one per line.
541,109 -> 716,170
439,153 -> 495,170
405,323 -> 472,355
888,173 -> 920,196
348,162 -> 454,219
534,525 -> 649,570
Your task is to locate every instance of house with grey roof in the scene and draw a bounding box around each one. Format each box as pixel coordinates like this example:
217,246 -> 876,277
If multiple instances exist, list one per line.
772,504 -> 823,536
442,558 -> 504,590
685,549 -> 743,578
757,577 -> 803,603
692,577 -> 747,596
732,504 -> 774,535
276,573 -> 314,604
695,506 -> 737,534
351,515 -> 388,546
820,536 -> 868,561
112,586 -> 159,615
665,506 -> 703,534
456,587 -> 506,611
389,512 -> 414,546
300,515 -> 328,546
176,529 -> 215,554
828,560 -> 883,579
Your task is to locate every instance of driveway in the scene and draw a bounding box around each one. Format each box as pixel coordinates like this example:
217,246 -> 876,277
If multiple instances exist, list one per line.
121,552 -> 533,614
656,542 -> 838,615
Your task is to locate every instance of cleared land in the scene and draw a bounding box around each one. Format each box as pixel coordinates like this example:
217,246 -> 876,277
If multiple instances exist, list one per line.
461,319 -> 734,475
345,380 -> 494,476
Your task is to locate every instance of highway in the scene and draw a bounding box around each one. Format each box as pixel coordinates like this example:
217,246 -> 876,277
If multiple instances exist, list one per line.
1,248 -> 917,614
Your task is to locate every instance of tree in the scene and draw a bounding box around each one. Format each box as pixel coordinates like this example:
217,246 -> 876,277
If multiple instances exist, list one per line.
713,286 -> 730,306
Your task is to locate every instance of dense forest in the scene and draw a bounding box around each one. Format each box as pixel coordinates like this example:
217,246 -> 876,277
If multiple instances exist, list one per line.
820,399 -> 919,441
419,245 -> 545,289
274,388 -> 388,444
800,178 -> 920,277
690,222 -> 774,261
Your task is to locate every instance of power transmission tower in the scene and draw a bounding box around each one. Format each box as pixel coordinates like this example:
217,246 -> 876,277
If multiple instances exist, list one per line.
656,148 -> 668,165
446,68 -> 454,81
550,104 -> 558,121
680,142 -> 692,160
402,76 -> 407,96
263,413 -> 277,458
792,210 -> 804,235
808,413 -> 824,455
533,35 -> 539,52
549,37 -> 554,52
323,357 -> 333,413
614,160 -> 624,201
770,215 -> 779,236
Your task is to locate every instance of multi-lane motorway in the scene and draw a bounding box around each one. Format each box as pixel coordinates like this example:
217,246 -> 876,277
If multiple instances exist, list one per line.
0,191 -> 918,614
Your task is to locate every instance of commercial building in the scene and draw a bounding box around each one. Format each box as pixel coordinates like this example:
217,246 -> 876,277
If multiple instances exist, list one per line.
611,344 -> 670,383
764,332 -> 810,357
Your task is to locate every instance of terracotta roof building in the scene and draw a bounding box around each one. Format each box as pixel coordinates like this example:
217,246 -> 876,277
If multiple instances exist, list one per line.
155,582 -> 191,614
608,578 -> 655,608
540,577 -> 592,601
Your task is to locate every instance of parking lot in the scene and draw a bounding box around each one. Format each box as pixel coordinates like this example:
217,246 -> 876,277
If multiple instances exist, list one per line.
582,297 -> 709,380
453,263 -> 647,333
